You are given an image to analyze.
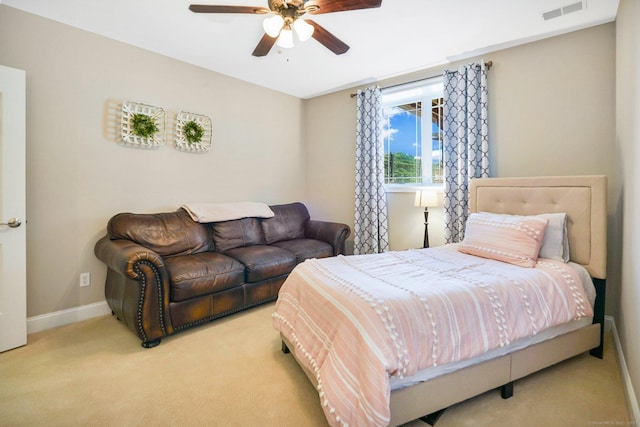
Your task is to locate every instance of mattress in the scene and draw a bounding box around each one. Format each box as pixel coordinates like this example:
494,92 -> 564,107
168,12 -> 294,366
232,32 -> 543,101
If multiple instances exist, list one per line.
389,260 -> 594,389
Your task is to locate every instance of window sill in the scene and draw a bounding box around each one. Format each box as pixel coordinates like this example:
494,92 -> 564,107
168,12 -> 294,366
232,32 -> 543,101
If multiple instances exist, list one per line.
384,184 -> 444,194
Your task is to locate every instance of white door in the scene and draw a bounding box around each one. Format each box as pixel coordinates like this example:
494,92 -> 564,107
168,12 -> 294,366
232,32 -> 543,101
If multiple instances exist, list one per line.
0,65 -> 27,353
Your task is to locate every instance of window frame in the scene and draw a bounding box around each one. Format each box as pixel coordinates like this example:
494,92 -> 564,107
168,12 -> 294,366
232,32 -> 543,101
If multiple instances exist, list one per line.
381,77 -> 444,193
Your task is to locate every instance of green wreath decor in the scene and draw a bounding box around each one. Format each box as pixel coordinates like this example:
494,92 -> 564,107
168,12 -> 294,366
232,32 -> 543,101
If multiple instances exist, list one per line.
183,120 -> 205,144
131,113 -> 159,138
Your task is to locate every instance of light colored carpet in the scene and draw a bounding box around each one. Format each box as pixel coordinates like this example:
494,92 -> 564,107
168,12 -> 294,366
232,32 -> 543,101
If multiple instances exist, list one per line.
0,302 -> 630,427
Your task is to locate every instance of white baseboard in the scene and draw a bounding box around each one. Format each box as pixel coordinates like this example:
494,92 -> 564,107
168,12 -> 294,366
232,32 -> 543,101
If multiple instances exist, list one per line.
27,301 -> 111,334
606,315 -> 640,424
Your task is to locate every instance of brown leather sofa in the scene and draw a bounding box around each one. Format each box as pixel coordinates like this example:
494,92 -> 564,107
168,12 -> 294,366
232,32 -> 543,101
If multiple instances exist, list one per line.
94,202 -> 350,348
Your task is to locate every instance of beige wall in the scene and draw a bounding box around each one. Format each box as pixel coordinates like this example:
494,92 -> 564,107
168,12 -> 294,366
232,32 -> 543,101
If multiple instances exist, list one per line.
0,6 -> 307,317
305,23 -> 618,311
616,0 -> 640,415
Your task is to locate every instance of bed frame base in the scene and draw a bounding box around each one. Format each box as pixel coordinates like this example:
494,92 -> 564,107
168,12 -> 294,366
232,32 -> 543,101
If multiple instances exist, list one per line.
419,381 -> 513,426
280,322 -> 600,426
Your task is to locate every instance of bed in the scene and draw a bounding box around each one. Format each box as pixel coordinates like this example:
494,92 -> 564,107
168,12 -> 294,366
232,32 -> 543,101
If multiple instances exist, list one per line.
273,175 -> 607,427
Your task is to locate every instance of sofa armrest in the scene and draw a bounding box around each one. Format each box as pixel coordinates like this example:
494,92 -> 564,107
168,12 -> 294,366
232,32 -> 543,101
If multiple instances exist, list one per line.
94,235 -> 172,345
305,220 -> 351,256
94,235 -> 166,279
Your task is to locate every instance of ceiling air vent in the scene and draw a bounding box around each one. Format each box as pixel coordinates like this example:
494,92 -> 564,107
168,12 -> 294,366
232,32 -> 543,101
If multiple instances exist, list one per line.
542,1 -> 585,21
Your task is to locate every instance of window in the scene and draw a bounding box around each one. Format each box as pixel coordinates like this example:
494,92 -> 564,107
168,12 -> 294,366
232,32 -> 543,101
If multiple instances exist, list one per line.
382,77 -> 444,189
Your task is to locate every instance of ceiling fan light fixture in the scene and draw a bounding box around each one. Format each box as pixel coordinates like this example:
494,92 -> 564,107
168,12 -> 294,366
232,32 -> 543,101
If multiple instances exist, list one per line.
293,18 -> 314,41
263,14 -> 284,37
277,26 -> 294,48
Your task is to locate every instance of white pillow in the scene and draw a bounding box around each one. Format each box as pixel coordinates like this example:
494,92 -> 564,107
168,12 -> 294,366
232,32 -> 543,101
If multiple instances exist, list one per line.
537,213 -> 570,263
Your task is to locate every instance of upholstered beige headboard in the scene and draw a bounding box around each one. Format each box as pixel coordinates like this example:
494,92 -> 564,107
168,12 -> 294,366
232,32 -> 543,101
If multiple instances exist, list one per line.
469,175 -> 607,279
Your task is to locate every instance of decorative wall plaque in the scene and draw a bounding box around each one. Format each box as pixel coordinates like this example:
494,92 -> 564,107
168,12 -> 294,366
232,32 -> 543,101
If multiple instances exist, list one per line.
121,101 -> 165,147
175,111 -> 212,153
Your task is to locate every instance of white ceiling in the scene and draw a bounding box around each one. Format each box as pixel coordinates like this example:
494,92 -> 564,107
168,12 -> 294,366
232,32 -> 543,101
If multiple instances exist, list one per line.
3,0 -> 619,99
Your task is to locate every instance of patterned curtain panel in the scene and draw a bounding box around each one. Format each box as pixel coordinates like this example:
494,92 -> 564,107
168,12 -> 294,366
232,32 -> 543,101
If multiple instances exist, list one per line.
354,86 -> 389,254
443,61 -> 490,243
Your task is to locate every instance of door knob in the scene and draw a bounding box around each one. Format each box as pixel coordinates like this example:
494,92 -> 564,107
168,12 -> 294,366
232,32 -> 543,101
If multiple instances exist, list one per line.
0,218 -> 21,228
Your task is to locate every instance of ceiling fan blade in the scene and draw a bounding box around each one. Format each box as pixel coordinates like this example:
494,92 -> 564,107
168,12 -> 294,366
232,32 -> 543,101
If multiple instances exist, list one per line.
189,4 -> 269,14
306,19 -> 349,55
252,33 -> 277,57
307,0 -> 382,14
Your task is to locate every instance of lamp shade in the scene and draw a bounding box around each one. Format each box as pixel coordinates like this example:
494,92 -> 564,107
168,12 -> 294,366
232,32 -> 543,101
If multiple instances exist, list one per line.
414,190 -> 439,208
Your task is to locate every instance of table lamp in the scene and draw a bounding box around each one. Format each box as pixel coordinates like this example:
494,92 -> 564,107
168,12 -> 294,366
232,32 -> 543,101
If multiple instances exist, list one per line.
414,190 -> 439,248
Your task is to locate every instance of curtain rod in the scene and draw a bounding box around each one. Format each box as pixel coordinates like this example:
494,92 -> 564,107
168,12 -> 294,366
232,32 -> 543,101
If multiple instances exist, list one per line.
349,60 -> 492,98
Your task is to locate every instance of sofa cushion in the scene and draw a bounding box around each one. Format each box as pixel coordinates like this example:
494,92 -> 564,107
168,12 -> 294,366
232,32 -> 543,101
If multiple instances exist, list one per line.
210,217 -> 265,252
224,245 -> 296,283
272,239 -> 334,264
108,209 -> 211,257
261,203 -> 310,244
165,252 -> 245,302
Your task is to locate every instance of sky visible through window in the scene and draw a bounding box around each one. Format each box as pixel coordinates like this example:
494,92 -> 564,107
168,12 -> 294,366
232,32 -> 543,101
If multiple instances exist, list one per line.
385,108 -> 442,157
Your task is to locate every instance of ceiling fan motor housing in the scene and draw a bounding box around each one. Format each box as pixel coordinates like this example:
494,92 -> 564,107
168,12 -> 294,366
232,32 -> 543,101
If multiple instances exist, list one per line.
268,0 -> 319,19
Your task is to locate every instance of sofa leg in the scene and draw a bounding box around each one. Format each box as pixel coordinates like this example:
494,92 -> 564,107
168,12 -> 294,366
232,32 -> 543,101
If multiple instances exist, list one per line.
281,341 -> 290,354
142,338 -> 161,349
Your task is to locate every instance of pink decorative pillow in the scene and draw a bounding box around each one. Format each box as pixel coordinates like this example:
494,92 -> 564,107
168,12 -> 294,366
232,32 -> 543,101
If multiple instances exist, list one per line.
459,212 -> 549,267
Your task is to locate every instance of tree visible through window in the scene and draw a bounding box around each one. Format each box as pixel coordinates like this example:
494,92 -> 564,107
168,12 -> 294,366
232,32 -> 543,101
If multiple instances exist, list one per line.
382,77 -> 444,186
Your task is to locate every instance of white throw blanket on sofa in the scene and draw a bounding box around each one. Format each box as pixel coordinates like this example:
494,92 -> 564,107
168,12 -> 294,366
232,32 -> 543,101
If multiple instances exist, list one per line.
181,201 -> 274,223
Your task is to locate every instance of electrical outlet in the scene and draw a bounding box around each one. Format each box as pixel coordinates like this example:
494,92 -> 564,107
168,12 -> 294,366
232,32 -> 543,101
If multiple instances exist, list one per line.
80,272 -> 91,287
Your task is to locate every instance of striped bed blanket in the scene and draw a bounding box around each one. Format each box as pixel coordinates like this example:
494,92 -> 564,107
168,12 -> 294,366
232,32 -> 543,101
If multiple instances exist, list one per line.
272,245 -> 592,427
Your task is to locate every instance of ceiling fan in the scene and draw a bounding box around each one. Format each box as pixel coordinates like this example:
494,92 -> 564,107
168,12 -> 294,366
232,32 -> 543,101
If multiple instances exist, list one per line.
189,0 -> 382,57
